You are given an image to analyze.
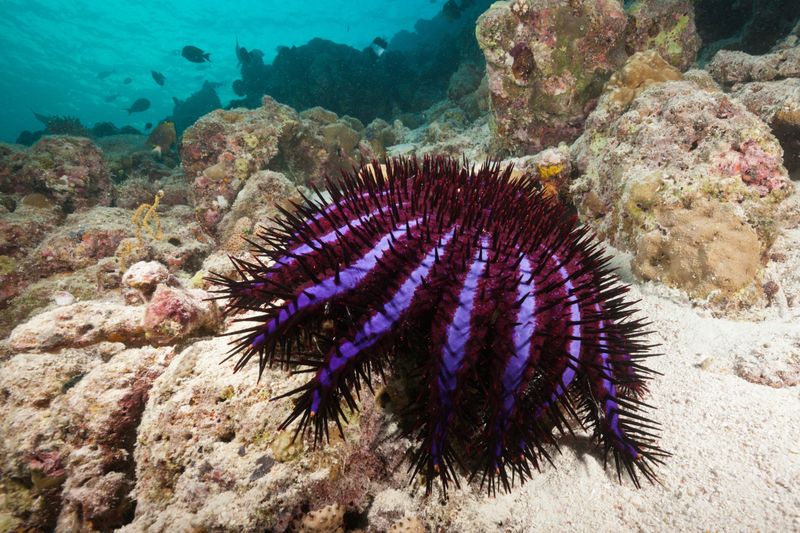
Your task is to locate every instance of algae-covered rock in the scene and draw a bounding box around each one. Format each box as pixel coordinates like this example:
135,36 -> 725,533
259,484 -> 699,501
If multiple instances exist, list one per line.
20,135 -> 114,211
477,0 -> 628,155
184,97 -> 376,232
603,50 -> 682,110
126,333 -> 407,531
8,300 -> 145,351
624,0 -> 700,71
707,44 -> 800,86
731,78 -> 800,177
216,170 -> 297,251
571,72 -> 794,312
0,345 -> 174,531
143,284 -> 220,345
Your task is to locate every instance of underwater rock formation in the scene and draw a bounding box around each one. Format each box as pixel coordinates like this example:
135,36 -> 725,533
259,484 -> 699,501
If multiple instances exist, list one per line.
124,334 -> 407,531
0,198 -> 213,339
571,55 -> 794,311
17,136 -> 114,212
229,2 -> 491,126
143,284 -> 220,345
477,0 -> 629,155
34,207 -> 134,275
8,301 -> 146,351
0,343 -> 175,530
215,170 -> 297,254
707,42 -> 800,85
182,97 -> 376,232
731,78 -> 800,176
624,0 -> 701,70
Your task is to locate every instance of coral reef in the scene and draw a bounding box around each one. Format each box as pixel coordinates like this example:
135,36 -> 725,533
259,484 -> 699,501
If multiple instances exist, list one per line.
477,0 -> 628,154
230,1 -> 491,126
1,3 -> 799,531
182,96 -> 376,232
707,42 -> 800,85
570,58 -> 794,311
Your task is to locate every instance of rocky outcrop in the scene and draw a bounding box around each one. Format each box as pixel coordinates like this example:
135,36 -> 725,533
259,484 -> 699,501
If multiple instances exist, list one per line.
182,97 -> 377,232
571,52 -> 794,311
477,0 -> 629,154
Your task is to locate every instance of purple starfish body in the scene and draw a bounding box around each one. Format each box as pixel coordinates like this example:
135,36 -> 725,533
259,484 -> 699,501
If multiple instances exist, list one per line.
211,156 -> 665,495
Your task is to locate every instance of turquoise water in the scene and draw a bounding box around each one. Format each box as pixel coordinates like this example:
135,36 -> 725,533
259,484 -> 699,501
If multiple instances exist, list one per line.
0,0 -> 455,141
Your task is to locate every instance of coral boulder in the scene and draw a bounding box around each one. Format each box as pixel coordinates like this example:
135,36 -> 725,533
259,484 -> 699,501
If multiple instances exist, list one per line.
571,66 -> 794,311
477,0 -> 628,154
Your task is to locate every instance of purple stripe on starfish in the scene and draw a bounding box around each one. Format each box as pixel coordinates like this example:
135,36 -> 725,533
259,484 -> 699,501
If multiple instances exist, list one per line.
250,218 -> 422,348
594,306 -> 638,458
250,204 -> 396,287
432,235 -> 490,461
310,229 -> 456,413
290,205 -> 384,257
534,262 -> 582,418
305,182 -> 395,230
501,255 -> 537,417
494,255 -> 537,459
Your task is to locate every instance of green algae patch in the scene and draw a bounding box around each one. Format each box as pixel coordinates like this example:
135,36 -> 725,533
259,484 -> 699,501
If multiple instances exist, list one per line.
651,15 -> 689,62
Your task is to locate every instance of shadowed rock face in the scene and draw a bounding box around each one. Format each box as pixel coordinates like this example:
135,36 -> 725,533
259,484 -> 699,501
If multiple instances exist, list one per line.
696,0 -> 800,58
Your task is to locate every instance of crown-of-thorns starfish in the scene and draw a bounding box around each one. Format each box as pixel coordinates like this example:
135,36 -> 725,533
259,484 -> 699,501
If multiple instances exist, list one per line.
209,156 -> 667,496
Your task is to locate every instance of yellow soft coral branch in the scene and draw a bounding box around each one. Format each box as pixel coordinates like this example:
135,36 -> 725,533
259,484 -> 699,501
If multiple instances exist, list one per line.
132,190 -> 165,243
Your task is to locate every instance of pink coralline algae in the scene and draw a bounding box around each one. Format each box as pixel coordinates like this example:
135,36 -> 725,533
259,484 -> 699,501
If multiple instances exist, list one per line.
715,140 -> 789,196
29,451 -> 67,486
143,284 -> 220,345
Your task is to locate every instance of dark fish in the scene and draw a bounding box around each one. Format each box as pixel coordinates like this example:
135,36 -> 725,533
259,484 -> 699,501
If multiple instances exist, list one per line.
370,37 -> 388,57
442,0 -> 462,20
123,77 -> 133,85
146,120 -> 177,156
151,70 -> 166,86
182,45 -> 211,63
235,35 -> 250,65
97,70 -> 114,79
126,98 -> 150,114
32,111 -> 51,125
232,79 -> 245,97
104,94 -> 120,103
145,122 -> 153,130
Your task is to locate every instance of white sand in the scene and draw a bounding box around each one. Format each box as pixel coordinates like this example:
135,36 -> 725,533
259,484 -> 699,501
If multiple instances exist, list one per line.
394,251 -> 800,532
